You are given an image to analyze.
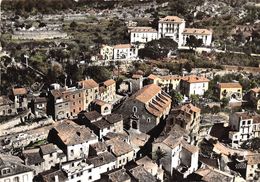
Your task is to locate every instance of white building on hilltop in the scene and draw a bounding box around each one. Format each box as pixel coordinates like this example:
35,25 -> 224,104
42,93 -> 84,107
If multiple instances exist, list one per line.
130,27 -> 158,44
129,16 -> 213,47
158,16 -> 186,46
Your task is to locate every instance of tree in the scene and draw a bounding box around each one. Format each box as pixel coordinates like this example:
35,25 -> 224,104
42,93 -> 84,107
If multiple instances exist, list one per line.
70,21 -> 78,30
138,38 -> 178,59
184,62 -> 192,73
84,66 -> 112,83
171,90 -> 184,106
190,94 -> 200,105
186,35 -> 203,50
221,98 -> 229,108
153,148 -> 167,165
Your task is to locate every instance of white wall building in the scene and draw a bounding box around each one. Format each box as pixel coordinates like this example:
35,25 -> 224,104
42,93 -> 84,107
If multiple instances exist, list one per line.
100,44 -> 138,60
229,112 -> 260,147
158,16 -> 186,46
181,75 -> 209,96
182,28 -> 212,46
113,44 -> 138,60
152,135 -> 199,178
130,27 -> 158,44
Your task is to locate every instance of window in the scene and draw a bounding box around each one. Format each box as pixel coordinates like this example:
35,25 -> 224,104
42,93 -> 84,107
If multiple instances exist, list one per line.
13,177 -> 19,182
133,106 -> 137,112
71,175 -> 74,179
88,169 -> 92,172
73,95 -> 75,99
50,153 -> 53,157
242,121 -> 246,125
147,118 -> 150,123
89,176 -> 92,180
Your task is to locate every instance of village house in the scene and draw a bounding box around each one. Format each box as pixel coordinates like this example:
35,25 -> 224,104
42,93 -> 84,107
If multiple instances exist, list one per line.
100,44 -> 138,60
0,95 -> 16,116
47,86 -> 85,120
47,120 -> 98,161
244,154 -> 260,181
78,111 -> 124,139
77,79 -> 99,111
91,99 -> 112,115
128,165 -> 157,182
229,112 -> 260,147
136,156 -> 164,181
229,153 -> 260,181
248,87 -> 260,110
192,166 -> 238,182
105,137 -> 135,168
87,151 -> 117,181
182,28 -> 213,46
216,82 -> 243,100
0,154 -> 34,182
22,148 -> 45,174
152,135 -> 199,178
181,75 -> 209,96
130,26 -> 158,45
148,74 -> 182,93
30,96 -> 47,117
118,84 -> 172,133
100,168 -> 131,182
171,103 -> 201,142
10,87 -> 28,111
99,79 -> 116,104
38,157 -> 96,182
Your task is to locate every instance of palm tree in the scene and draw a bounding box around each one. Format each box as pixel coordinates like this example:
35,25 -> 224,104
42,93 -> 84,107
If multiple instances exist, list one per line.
153,148 -> 167,166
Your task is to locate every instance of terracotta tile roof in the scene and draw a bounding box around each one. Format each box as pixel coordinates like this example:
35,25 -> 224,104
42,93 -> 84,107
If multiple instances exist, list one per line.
181,75 -> 209,83
78,79 -> 99,89
105,137 -> 133,157
234,112 -> 260,124
180,103 -> 201,113
108,168 -> 131,182
39,143 -> 57,155
146,92 -> 172,117
103,79 -> 116,87
90,142 -> 107,153
113,44 -> 131,49
217,82 -> 242,89
162,135 -> 183,149
132,74 -> 142,79
12,87 -> 27,95
81,111 -> 102,122
129,165 -> 157,182
23,148 -> 44,165
147,74 -> 159,80
131,84 -> 161,104
181,140 -> 198,153
92,119 -> 111,129
87,152 -> 116,167
53,120 -> 97,145
130,26 -> 157,33
160,75 -> 182,80
105,113 -> 123,124
183,28 -> 212,35
251,87 -> 260,93
93,99 -> 109,106
159,16 -> 185,23
245,153 -> 260,165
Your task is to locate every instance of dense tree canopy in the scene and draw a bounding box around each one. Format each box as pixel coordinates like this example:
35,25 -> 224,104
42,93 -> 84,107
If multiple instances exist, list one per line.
138,38 -> 178,60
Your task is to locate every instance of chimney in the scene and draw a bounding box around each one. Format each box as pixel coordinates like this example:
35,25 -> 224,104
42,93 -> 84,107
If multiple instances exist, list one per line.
54,175 -> 59,182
